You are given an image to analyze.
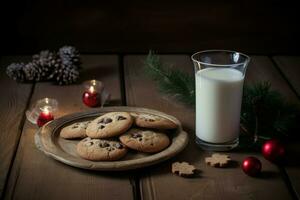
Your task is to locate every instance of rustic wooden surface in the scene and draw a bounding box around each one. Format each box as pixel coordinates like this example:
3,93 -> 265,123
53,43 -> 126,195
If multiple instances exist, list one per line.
0,56 -> 32,197
124,55 -> 297,200
3,55 -> 134,200
273,56 -> 300,198
272,56 -> 300,98
0,54 -> 299,200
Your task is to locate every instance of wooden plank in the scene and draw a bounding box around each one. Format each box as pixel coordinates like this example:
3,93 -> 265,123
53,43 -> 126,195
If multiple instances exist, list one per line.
4,55 -> 134,200
273,56 -> 300,198
246,56 -> 299,103
0,56 -> 33,198
124,55 -> 295,200
272,56 -> 300,98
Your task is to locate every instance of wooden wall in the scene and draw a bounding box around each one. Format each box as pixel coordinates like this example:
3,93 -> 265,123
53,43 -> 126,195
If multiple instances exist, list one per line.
1,0 -> 299,55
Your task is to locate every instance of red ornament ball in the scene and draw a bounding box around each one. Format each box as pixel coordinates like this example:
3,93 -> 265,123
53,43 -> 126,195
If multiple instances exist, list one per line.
242,156 -> 262,177
262,139 -> 285,164
37,111 -> 54,127
82,91 -> 101,107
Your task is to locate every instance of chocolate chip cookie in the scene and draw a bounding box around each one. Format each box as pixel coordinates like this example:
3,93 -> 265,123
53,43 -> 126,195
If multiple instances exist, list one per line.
135,113 -> 177,130
60,121 -> 91,139
86,112 -> 133,138
119,128 -> 170,153
76,137 -> 128,161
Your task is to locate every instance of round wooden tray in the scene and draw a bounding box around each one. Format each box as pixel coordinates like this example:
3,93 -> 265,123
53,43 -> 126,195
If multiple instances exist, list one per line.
35,106 -> 189,171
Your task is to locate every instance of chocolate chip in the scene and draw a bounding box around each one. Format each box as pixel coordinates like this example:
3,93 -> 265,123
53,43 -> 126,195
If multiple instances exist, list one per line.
99,142 -> 110,148
115,143 -> 123,149
104,142 -> 109,147
138,138 -> 142,141
98,118 -> 105,124
100,125 -> 105,129
106,147 -> 113,151
132,133 -> 142,138
149,119 -> 155,122
72,125 -> 79,129
117,116 -> 127,120
104,118 -> 113,124
86,141 -> 93,146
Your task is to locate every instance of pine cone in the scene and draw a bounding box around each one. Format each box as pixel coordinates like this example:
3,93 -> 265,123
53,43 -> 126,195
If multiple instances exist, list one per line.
31,50 -> 58,80
58,46 -> 80,67
22,62 -> 39,81
6,46 -> 81,85
6,63 -> 26,82
50,59 -> 80,85
50,46 -> 80,85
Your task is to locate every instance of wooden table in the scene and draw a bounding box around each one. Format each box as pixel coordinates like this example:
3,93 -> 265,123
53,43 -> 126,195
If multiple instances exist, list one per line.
0,54 -> 299,200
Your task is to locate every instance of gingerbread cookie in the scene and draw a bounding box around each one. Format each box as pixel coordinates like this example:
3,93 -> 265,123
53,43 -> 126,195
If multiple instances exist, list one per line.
76,137 -> 128,161
172,162 -> 197,177
205,153 -> 231,168
60,121 -> 91,139
119,128 -> 170,153
135,113 -> 177,130
86,112 -> 133,139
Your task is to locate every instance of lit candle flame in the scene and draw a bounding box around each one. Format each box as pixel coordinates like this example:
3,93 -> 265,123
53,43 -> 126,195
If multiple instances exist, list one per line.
91,80 -> 97,86
43,107 -> 50,115
89,86 -> 95,93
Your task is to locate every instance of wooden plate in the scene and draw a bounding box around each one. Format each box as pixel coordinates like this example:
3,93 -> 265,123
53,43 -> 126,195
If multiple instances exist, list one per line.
35,106 -> 189,171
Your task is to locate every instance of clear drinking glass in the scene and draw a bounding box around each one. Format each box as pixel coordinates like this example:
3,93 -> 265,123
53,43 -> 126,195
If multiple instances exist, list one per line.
191,50 -> 250,151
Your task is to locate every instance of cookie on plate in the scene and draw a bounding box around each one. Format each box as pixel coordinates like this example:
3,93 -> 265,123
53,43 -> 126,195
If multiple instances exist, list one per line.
135,114 -> 177,130
86,112 -> 133,139
119,128 -> 170,153
60,121 -> 91,139
76,137 -> 128,161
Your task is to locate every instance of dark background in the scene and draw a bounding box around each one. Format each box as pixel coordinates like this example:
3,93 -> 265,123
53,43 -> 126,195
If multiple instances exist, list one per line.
1,0 -> 299,55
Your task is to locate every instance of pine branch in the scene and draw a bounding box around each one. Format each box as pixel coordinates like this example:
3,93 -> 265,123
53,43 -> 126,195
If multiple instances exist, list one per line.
144,51 -> 195,105
241,81 -> 299,142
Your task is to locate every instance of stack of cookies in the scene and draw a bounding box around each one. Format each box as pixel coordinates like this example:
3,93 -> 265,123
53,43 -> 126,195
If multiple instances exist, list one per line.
60,112 -> 177,161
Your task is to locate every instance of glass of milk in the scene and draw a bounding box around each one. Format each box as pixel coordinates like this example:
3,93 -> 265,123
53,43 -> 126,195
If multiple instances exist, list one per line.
191,50 -> 250,151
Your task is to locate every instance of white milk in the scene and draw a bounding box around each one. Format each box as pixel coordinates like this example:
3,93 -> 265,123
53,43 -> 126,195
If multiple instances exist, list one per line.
195,68 -> 244,143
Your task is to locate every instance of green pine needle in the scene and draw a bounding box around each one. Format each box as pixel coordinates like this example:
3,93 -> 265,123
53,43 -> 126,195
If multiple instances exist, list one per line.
144,51 -> 195,105
241,81 -> 299,140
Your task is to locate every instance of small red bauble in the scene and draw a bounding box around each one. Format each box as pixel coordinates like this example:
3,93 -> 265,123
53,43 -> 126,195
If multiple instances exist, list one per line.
262,139 -> 285,164
37,111 -> 54,127
242,156 -> 262,177
82,91 -> 101,107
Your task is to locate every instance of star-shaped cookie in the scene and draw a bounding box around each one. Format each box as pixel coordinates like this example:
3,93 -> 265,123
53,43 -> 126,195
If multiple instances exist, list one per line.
205,153 -> 231,168
172,162 -> 196,177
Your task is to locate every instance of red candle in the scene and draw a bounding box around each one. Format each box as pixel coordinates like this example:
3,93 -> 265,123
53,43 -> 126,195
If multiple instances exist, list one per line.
37,108 -> 54,127
82,85 -> 101,107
